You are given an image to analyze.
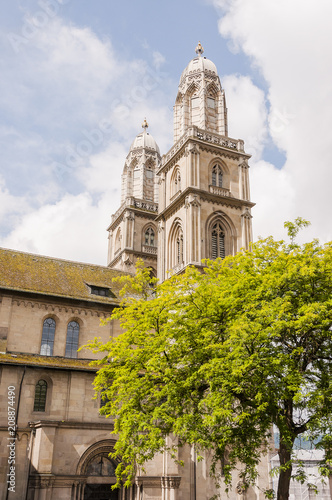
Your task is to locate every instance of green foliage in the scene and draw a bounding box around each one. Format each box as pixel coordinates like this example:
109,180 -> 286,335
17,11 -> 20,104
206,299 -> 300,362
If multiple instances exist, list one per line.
284,217 -> 310,243
85,228 -> 332,498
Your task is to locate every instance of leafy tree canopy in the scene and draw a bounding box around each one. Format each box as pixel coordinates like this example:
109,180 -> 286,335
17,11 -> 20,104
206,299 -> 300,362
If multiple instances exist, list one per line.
86,220 -> 332,500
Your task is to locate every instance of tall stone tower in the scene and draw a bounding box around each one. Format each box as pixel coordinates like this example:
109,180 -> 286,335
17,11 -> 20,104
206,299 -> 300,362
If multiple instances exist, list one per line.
107,119 -> 161,275
108,43 -> 254,282
156,42 -> 254,282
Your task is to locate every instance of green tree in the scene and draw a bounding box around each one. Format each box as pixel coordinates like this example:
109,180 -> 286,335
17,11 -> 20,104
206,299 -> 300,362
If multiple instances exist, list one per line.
87,222 -> 332,500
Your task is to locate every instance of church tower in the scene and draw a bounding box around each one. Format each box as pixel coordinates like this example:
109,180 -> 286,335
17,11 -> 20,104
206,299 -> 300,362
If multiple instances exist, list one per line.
157,42 -> 254,282
107,119 -> 161,275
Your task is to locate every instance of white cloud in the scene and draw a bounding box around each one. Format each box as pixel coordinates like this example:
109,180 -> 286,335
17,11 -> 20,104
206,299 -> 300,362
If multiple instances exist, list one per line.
2,193 -> 110,264
223,74 -> 268,160
213,0 -> 332,242
0,15 -> 174,264
152,51 -> 166,70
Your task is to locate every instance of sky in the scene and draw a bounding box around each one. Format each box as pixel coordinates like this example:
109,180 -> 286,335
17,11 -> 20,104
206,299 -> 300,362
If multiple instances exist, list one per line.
0,0 -> 331,265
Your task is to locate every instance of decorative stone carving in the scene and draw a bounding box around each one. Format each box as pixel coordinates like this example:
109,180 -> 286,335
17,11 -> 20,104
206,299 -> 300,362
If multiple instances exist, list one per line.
136,476 -> 162,488
161,476 -> 181,489
241,208 -> 252,220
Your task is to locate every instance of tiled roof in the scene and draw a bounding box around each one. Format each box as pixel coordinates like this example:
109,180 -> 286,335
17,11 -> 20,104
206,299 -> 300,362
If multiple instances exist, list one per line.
0,351 -> 99,371
0,247 -> 128,305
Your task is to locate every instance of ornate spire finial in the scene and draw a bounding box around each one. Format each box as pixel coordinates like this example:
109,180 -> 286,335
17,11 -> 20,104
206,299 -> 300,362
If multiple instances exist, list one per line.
195,41 -> 204,56
142,118 -> 148,130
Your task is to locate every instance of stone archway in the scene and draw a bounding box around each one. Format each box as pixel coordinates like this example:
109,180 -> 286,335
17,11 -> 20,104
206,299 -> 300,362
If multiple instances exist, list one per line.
76,440 -> 123,500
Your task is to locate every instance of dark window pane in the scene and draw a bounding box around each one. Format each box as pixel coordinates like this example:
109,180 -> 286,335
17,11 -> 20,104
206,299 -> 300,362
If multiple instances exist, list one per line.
65,321 -> 79,358
34,380 -> 47,412
144,228 -> 155,246
40,318 -> 55,356
86,455 -> 116,477
212,165 -> 223,187
211,222 -> 225,259
90,286 -> 114,297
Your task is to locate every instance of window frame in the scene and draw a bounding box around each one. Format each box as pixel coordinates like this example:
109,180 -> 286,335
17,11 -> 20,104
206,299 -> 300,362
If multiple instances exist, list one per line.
144,227 -> 155,247
65,320 -> 80,359
212,164 -> 223,188
211,221 -> 225,260
40,317 -> 56,356
33,379 -> 48,412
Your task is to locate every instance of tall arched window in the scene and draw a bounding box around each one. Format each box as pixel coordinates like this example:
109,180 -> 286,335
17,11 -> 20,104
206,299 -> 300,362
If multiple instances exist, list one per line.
34,380 -> 47,412
176,229 -> 184,265
65,321 -> 80,358
171,168 -> 181,197
40,318 -> 56,356
168,221 -> 184,272
175,170 -> 181,192
144,227 -> 155,246
211,221 -> 225,259
212,165 -> 223,187
114,228 -> 121,253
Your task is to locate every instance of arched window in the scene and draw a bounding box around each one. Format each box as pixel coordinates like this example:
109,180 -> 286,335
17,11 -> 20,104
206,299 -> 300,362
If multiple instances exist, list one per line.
34,380 -> 47,412
171,168 -> 181,197
212,165 -> 223,187
40,318 -> 56,356
65,321 -> 80,358
168,220 -> 185,272
86,454 -> 117,476
211,221 -> 225,259
176,230 -> 184,265
175,170 -> 181,192
114,228 -> 121,253
144,227 -> 155,246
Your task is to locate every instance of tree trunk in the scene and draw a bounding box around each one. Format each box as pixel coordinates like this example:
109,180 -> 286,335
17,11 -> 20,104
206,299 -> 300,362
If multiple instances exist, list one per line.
277,440 -> 292,500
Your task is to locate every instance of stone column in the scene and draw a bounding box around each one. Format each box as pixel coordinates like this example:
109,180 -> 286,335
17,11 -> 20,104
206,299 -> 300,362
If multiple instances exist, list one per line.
124,210 -> 135,249
185,194 -> 201,265
157,219 -> 165,282
241,209 -> 253,250
161,476 -> 181,500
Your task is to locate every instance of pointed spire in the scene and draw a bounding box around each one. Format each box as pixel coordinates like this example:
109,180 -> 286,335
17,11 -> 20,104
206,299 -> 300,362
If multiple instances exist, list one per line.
195,41 -> 204,57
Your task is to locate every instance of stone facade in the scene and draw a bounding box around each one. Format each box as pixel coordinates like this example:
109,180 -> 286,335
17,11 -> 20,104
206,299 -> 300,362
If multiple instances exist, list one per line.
0,45 -> 277,500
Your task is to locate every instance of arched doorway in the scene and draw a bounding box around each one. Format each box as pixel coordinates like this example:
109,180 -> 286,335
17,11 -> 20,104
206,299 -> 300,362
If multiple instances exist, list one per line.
83,454 -> 119,500
76,440 -> 123,500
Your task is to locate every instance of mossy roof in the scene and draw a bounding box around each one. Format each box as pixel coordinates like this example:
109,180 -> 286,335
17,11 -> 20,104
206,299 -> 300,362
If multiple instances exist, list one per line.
0,351 -> 98,371
0,247 -> 128,305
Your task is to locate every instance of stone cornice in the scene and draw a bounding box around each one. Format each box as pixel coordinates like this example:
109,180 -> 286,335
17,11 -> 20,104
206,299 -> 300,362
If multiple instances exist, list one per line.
108,248 -> 157,269
158,126 -> 250,175
0,288 -> 119,311
108,198 -> 158,231
29,420 -> 114,431
10,298 -> 113,317
156,186 -> 255,222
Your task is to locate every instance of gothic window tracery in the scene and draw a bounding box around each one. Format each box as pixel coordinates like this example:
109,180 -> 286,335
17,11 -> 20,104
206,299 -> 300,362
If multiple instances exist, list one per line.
115,228 -> 121,253
212,165 -> 223,187
86,455 -> 116,476
40,317 -> 56,356
65,321 -> 80,358
171,168 -> 181,198
169,222 -> 184,271
33,380 -> 47,412
211,221 -> 225,259
144,227 -> 155,246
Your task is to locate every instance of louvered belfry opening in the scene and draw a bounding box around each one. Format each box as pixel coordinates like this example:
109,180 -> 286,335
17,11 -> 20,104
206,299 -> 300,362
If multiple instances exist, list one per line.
211,221 -> 225,259
212,165 -> 223,187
